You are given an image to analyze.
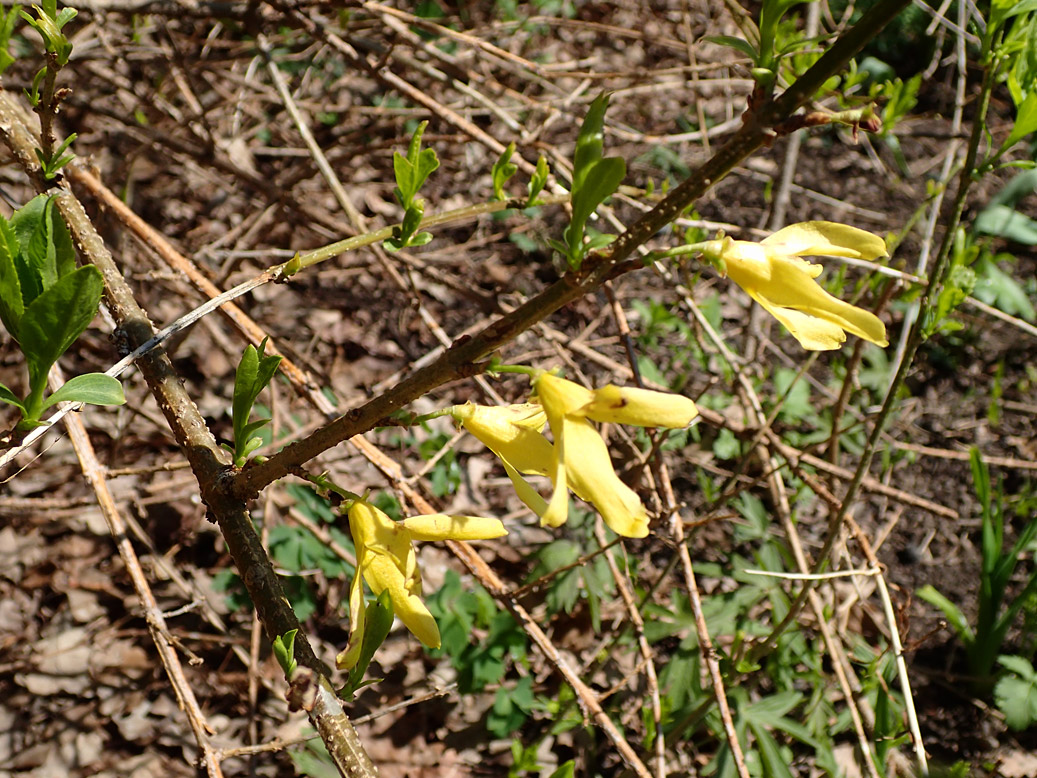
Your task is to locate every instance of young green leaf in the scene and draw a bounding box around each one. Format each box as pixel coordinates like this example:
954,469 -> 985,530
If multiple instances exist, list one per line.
0,216 -> 24,340
916,584 -> 974,645
41,372 -> 125,411
272,629 -> 299,678
19,264 -> 103,390
384,201 -> 432,252
0,382 -> 26,412
231,337 -> 282,467
341,590 -> 393,700
491,142 -> 518,201
526,155 -> 549,207
392,120 -> 439,210
994,657 -> 1037,731
562,93 -> 625,268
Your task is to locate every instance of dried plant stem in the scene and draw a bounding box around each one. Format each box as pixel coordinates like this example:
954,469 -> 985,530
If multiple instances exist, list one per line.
52,364 -> 224,778
750,19 -> 997,663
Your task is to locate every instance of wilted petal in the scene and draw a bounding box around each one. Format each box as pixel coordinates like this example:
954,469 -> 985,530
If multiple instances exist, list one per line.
580,384 -> 697,428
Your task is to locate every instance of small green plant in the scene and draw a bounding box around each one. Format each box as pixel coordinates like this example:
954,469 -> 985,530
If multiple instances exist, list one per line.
0,195 -> 124,431
272,628 -> 299,678
708,0 -> 820,96
548,93 -> 625,269
491,142 -> 518,201
526,154 -> 549,207
21,0 -> 78,179
227,337 -> 282,467
918,448 -> 1037,680
384,120 -> 439,251
994,655 -> 1037,730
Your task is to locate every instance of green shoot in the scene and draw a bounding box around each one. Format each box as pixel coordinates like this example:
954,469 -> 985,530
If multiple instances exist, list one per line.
228,337 -> 283,467
272,629 -> 299,679
549,93 -> 625,270
0,195 -> 124,431
385,120 -> 439,252
491,142 -> 518,201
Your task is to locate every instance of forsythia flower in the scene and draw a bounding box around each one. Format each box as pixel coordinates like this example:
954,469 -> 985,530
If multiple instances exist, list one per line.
535,374 -> 697,538
702,221 -> 889,351
450,378 -> 697,539
337,500 -> 507,670
449,403 -> 553,516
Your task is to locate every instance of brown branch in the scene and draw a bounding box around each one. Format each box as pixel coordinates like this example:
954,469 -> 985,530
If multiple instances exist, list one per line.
236,0 -> 914,499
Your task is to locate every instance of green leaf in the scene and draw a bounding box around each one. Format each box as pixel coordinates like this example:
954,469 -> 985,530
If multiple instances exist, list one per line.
11,194 -> 75,297
705,34 -> 761,63
231,338 -> 282,465
41,372 -> 124,410
526,155 -> 549,207
341,590 -> 394,700
999,655 -> 1037,680
974,257 -> 1036,320
564,93 -> 625,268
0,215 -> 23,339
547,761 -> 575,778
994,669 -> 1037,731
392,120 -> 439,210
19,264 -> 103,389
272,629 -> 299,677
0,382 -> 25,411
975,204 -> 1037,245
747,721 -> 796,778
491,142 -> 518,201
1001,90 -> 1037,152
916,584 -> 974,645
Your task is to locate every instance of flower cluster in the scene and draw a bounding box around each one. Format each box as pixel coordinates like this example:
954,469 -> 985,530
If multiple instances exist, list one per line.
701,221 -> 889,351
339,220 -> 891,666
451,373 -> 698,539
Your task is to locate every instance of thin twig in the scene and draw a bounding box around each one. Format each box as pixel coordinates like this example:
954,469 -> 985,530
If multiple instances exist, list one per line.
53,364 -> 224,778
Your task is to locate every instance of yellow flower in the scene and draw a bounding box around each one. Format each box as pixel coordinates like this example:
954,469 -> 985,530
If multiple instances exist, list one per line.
337,500 -> 507,670
451,381 -> 696,539
534,374 -> 698,538
703,221 -> 889,351
449,402 -> 553,516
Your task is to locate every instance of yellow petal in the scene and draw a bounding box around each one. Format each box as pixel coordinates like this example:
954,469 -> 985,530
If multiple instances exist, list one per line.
580,384 -> 698,428
540,424 -> 571,528
723,245 -> 887,350
535,372 -> 595,415
375,557 -> 441,649
401,514 -> 508,541
762,221 -> 888,260
563,417 -> 649,538
753,298 -> 849,351
453,402 -> 554,476
336,558 -> 367,670
348,500 -> 402,552
500,458 -> 549,517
